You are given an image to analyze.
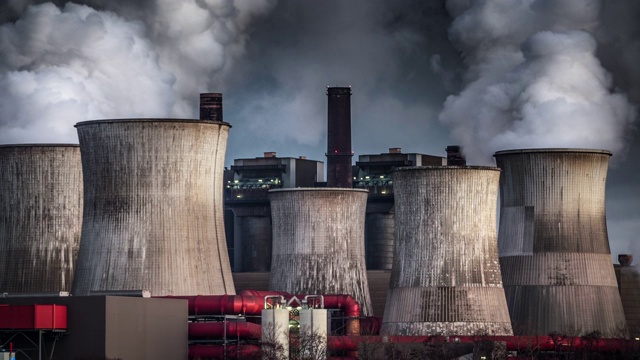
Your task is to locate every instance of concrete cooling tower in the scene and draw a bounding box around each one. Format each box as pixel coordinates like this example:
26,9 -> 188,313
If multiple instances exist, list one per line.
382,166 -> 513,336
72,119 -> 234,296
495,149 -> 626,336
0,144 -> 83,293
269,188 -> 372,316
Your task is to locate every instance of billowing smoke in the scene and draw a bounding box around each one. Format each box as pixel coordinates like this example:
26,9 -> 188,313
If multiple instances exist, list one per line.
440,0 -> 637,164
0,0 -> 275,143
218,1 -> 462,161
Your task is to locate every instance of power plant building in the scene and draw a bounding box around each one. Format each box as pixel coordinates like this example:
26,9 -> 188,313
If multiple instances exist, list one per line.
0,144 -> 83,293
382,166 -> 513,336
495,148 -> 626,336
269,188 -> 373,316
72,119 -> 234,296
224,152 -> 324,272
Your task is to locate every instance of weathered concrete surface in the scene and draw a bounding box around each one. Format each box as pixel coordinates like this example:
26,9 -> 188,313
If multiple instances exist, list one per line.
0,144 -> 83,292
495,149 -> 626,336
382,166 -> 512,336
269,188 -> 372,316
72,119 -> 234,296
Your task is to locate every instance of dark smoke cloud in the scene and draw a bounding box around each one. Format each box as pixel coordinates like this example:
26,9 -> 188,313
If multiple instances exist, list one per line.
0,0 -> 276,143
221,0 -> 462,161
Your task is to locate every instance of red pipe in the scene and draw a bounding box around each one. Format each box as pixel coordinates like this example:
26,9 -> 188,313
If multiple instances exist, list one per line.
188,344 -> 261,359
161,292 -> 364,336
309,294 -> 360,335
359,316 -> 382,335
162,295 -> 265,316
326,335 -> 640,353
237,289 -> 291,297
162,293 -> 362,329
189,321 -> 262,339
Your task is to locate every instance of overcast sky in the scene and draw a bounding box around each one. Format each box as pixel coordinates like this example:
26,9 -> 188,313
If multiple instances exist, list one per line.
0,0 -> 638,260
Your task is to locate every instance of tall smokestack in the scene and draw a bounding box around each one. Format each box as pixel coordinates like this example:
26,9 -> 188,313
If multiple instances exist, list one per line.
0,144 -> 83,293
495,148 -> 626,336
446,145 -> 466,166
382,166 -> 513,336
72,119 -> 234,296
326,86 -> 353,188
200,93 -> 223,121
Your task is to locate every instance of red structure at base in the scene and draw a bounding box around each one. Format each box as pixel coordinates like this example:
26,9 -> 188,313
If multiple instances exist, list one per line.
0,304 -> 67,330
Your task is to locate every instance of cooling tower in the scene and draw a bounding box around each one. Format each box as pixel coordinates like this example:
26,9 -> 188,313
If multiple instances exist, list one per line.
326,87 -> 353,188
72,119 -> 234,296
495,148 -> 626,336
269,188 -> 372,316
382,166 -> 513,336
0,144 -> 82,293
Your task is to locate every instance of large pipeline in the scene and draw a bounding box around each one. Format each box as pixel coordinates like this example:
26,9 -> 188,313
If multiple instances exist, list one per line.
163,292 -> 364,335
166,295 -> 264,316
165,292 -> 360,318
189,321 -> 262,339
238,290 -> 361,335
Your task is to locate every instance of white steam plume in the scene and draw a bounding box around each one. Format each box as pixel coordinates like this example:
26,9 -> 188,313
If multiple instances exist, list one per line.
440,0 -> 636,164
0,0 -> 275,143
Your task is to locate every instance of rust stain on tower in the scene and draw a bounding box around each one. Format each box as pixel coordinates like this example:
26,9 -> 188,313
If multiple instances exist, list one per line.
200,93 -> 223,121
326,86 -> 353,188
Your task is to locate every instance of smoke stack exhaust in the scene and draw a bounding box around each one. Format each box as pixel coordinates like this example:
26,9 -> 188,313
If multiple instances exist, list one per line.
200,93 -> 223,121
619,254 -> 633,267
326,86 -> 353,188
446,145 -> 466,166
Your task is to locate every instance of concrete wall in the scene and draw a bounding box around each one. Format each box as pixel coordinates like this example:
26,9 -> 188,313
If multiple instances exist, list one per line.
382,166 -> 512,336
0,145 -> 82,293
72,119 -> 234,296
495,149 -> 626,336
269,188 -> 372,315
